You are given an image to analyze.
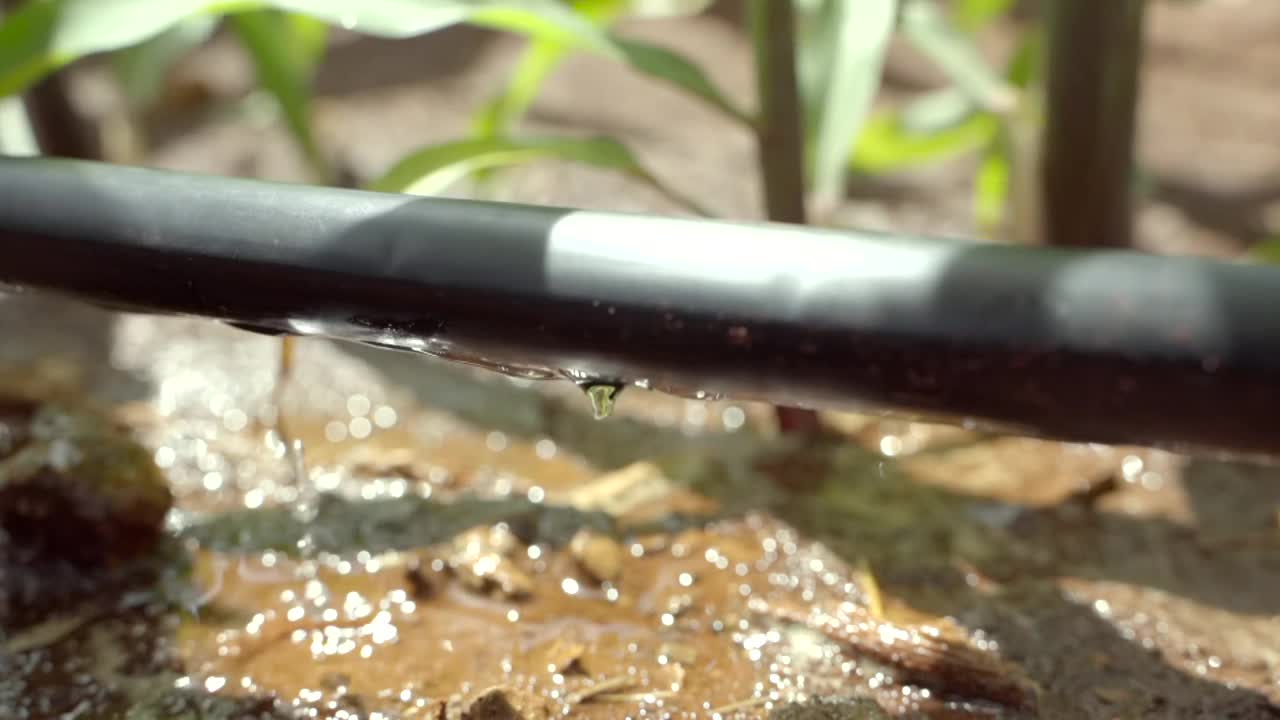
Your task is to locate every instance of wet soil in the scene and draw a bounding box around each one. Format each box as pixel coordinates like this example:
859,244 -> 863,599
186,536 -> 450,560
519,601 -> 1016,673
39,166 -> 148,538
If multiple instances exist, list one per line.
5,1 -> 1280,718
4,288 -> 1280,719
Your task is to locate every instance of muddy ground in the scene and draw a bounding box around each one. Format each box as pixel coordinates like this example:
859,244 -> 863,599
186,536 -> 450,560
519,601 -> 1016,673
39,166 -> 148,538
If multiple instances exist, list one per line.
3,1 -> 1280,718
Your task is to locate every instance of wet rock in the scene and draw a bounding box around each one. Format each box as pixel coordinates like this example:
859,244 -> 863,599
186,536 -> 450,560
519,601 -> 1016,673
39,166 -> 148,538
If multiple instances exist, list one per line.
124,688 -> 291,720
566,461 -> 715,524
1093,685 -> 1134,705
757,600 -> 1037,712
1,422 -> 170,564
0,397 -> 37,461
460,686 -> 549,720
447,525 -> 534,599
543,638 -> 587,675
569,529 -> 622,584
346,445 -> 453,487
182,494 -> 615,556
406,555 -> 444,600
0,398 -> 172,626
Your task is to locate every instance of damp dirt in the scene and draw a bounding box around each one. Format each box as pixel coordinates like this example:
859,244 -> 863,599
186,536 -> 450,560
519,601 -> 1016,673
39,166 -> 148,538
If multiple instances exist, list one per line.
2,302 -> 1280,719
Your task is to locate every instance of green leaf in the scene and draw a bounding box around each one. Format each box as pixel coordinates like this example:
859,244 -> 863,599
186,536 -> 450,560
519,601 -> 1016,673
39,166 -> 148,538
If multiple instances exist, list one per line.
794,0 -> 835,112
0,0 -> 244,98
808,0 -> 898,205
2,0 -> 743,132
898,86 -> 977,133
900,0 -> 1015,113
622,0 -> 712,16
264,0 -> 614,49
974,136 -> 1010,233
474,40 -> 568,137
231,10 -> 329,179
1250,237 -> 1280,265
474,0 -> 627,139
286,11 -> 330,68
474,0 -> 744,142
612,37 -> 749,124
0,0 -> 615,99
369,136 -> 710,216
851,103 -> 998,173
952,0 -> 1014,32
111,15 -> 220,111
1005,25 -> 1044,89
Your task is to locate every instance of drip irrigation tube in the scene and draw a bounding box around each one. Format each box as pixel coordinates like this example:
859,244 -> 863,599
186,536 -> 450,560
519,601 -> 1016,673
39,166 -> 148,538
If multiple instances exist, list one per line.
2,155 -> 1279,457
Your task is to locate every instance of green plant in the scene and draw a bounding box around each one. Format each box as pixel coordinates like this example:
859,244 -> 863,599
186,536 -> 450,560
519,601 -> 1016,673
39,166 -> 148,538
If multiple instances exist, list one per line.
0,0 -> 1047,432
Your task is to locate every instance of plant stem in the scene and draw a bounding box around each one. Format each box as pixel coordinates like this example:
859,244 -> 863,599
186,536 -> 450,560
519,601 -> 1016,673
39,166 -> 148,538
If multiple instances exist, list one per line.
749,0 -> 808,226
21,73 -> 102,160
1040,0 -> 1146,247
749,0 -> 822,435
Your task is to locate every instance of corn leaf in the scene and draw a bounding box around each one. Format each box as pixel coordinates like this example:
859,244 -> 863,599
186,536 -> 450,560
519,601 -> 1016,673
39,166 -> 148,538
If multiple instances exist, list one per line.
474,0 -> 628,138
285,11 -> 329,66
474,41 -> 568,137
476,5 -> 744,140
807,0 -> 898,206
900,0 -> 1014,113
2,0 -> 743,130
111,15 -> 219,110
0,0 -> 613,99
623,0 -> 712,16
1250,237 -> 1280,264
231,10 -> 329,178
952,0 -> 1014,32
613,37 -> 749,124
974,136 -> 1010,232
369,136 -> 709,216
898,86 -> 978,133
1005,25 -> 1044,90
851,103 -> 997,174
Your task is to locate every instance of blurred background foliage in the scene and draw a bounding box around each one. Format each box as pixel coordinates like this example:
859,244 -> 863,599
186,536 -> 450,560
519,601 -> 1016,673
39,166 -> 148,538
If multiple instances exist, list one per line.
0,0 -> 1274,254
0,0 -> 1047,236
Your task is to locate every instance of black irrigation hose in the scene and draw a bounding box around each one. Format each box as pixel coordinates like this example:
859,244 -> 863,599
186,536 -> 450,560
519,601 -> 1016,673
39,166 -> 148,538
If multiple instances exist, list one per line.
2,155 -> 1279,457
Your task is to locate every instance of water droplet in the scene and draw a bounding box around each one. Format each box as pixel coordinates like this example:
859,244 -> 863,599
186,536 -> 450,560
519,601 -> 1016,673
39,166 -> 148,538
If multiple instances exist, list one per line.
582,382 -> 624,420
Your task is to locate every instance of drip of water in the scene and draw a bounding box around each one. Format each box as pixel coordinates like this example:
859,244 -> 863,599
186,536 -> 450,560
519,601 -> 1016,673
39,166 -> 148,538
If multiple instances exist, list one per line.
364,332 -> 749,414
582,382 -> 624,420
288,438 -> 318,560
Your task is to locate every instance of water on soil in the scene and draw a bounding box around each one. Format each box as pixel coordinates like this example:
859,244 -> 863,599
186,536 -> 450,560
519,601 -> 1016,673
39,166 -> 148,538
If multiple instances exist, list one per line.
2,294 -> 1280,719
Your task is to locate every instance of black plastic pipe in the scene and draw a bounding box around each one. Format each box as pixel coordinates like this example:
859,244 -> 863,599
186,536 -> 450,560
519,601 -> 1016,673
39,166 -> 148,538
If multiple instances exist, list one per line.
1,155 -> 1279,457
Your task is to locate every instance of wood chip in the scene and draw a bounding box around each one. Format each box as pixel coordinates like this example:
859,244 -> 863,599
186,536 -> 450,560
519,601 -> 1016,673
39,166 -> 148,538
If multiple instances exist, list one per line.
754,600 -> 1037,711
588,691 -> 678,703
566,462 -> 675,518
565,676 -> 635,705
707,696 -> 769,715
